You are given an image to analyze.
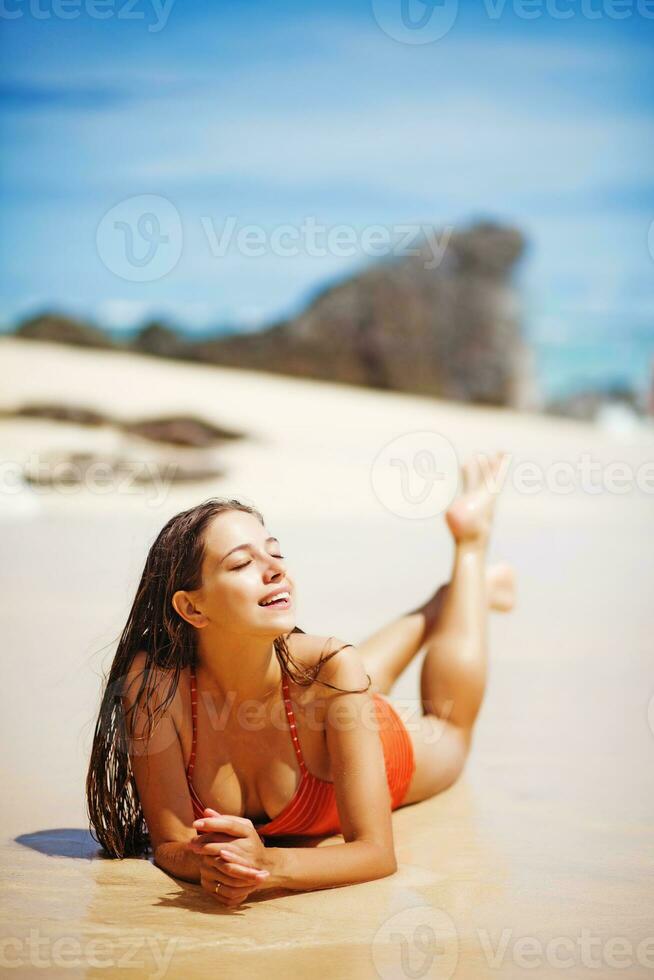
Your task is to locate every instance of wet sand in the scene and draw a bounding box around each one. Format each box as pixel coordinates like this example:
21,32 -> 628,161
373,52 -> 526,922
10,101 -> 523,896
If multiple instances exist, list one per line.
1,337 -> 653,978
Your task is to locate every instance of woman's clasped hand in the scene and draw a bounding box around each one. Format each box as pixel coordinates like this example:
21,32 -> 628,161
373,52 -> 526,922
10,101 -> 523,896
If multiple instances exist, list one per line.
189,807 -> 273,907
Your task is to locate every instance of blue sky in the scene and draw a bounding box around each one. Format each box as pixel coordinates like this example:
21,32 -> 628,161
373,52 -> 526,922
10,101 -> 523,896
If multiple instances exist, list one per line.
1,0 -> 653,395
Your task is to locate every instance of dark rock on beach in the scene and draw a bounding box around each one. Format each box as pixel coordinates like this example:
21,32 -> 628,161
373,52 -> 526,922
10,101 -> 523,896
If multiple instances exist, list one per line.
189,222 -> 536,408
8,403 -> 108,426
545,385 -> 644,423
122,415 -> 244,447
2,403 -> 243,448
130,321 -> 192,360
15,313 -> 116,349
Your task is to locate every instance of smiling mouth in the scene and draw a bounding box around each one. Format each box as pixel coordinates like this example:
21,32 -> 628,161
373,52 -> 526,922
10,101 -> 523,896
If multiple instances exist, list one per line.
258,594 -> 291,609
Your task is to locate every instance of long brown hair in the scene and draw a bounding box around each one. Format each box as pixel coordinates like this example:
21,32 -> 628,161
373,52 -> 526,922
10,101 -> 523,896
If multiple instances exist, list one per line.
86,497 -> 371,859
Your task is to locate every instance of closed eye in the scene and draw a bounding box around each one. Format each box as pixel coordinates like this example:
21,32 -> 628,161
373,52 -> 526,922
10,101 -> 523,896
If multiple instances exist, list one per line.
232,554 -> 285,570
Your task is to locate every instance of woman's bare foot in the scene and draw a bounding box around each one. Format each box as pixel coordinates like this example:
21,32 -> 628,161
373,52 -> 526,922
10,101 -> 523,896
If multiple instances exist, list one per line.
486,561 -> 516,612
445,452 -> 507,547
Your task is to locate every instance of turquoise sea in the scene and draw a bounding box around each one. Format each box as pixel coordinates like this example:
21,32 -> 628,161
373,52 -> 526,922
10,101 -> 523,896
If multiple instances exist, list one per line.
526,318 -> 654,403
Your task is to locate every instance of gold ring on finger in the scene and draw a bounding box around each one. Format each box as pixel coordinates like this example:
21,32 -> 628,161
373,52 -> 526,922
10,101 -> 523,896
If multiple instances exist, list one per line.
215,882 -> 221,893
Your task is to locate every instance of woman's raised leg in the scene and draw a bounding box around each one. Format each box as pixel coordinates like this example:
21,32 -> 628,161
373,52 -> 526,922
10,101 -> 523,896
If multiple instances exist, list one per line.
358,562 -> 514,697
400,452 -> 508,804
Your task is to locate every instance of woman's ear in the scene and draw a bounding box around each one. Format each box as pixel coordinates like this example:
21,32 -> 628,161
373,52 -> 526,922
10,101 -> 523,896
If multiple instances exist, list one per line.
171,590 -> 208,627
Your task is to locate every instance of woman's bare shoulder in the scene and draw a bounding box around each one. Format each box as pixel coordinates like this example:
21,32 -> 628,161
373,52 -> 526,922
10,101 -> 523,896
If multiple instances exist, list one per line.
286,630 -> 355,669
286,630 -> 365,706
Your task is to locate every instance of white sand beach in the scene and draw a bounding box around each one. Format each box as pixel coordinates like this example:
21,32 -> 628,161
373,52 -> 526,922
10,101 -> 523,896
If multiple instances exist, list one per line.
1,336 -> 653,978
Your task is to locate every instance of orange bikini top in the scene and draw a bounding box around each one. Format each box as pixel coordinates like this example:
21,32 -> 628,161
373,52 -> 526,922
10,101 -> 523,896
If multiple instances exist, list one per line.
185,655 -> 353,837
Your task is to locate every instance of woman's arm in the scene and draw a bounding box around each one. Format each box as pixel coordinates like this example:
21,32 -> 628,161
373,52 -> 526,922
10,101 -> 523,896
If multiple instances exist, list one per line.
260,643 -> 399,892
121,654 -> 203,883
153,841 -> 201,883
262,839 -> 396,892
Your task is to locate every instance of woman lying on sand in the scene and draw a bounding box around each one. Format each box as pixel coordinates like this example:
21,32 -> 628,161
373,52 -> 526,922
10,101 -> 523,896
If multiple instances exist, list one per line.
87,452 -> 513,907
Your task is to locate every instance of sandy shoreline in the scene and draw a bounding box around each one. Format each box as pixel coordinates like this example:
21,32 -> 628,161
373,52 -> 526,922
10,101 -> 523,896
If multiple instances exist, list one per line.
1,336 -> 653,977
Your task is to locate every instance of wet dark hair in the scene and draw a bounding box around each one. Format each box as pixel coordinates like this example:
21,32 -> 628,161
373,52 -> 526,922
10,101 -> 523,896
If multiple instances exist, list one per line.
86,497 -> 371,858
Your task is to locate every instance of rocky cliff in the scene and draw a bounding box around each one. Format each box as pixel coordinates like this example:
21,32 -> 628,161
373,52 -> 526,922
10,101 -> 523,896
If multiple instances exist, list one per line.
190,222 -> 535,407
12,221 -> 537,409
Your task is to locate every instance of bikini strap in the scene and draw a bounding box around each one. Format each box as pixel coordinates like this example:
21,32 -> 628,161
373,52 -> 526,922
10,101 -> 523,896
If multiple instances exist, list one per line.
281,673 -> 307,775
187,663 -> 198,779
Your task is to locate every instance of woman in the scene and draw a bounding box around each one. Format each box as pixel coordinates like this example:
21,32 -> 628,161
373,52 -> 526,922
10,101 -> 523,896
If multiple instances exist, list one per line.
87,452 -> 513,907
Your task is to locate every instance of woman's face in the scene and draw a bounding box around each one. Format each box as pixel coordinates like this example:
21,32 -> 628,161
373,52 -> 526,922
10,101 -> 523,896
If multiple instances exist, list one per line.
192,510 -> 296,636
